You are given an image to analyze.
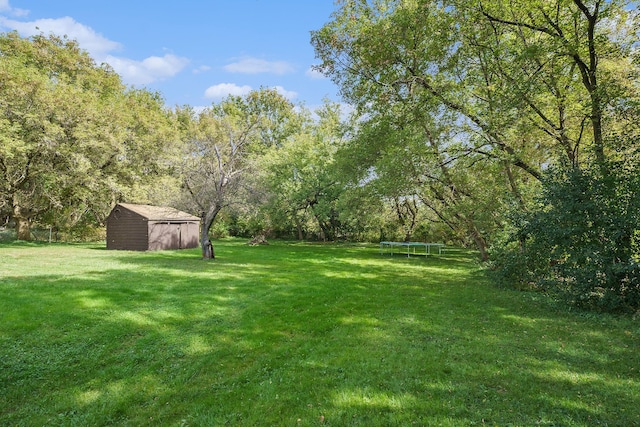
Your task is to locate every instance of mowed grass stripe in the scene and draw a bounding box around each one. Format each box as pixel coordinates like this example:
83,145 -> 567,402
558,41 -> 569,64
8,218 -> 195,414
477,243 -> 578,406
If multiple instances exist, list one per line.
0,239 -> 638,426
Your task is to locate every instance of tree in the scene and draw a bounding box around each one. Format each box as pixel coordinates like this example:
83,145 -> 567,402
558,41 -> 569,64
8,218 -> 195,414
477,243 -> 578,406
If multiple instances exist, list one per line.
336,103 -> 509,258
312,0 -> 546,179
261,101 -> 349,241
473,0 -> 640,311
0,32 -> 176,240
177,89 -> 299,258
475,0 -> 637,168
310,0 -> 545,256
311,0 -> 639,264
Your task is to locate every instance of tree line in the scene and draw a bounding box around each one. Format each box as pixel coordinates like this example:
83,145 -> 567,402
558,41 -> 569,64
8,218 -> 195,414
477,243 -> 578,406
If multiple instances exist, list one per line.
311,0 -> 640,312
1,0 -> 639,312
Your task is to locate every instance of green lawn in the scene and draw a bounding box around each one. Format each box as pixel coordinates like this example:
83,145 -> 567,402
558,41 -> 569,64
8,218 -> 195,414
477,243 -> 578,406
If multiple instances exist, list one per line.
1,239 -> 638,426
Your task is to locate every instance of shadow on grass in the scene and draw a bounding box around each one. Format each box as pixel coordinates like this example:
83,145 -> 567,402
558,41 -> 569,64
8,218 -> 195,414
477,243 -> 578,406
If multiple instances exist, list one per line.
1,240 -> 638,426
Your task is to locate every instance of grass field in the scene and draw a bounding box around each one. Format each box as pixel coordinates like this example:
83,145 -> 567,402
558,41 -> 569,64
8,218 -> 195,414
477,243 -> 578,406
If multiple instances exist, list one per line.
1,239 -> 639,426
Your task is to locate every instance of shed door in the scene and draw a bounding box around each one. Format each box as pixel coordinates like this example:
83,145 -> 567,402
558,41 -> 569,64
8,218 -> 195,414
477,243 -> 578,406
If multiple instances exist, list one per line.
149,222 -> 197,250
149,222 -> 179,250
180,222 -> 198,249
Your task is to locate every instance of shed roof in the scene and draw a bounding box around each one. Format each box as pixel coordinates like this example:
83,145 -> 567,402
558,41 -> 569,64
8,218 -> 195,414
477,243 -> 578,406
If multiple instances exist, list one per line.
116,203 -> 200,221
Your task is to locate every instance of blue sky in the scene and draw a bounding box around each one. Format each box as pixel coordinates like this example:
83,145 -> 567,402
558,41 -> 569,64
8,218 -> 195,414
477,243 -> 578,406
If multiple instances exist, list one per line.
0,0 -> 341,111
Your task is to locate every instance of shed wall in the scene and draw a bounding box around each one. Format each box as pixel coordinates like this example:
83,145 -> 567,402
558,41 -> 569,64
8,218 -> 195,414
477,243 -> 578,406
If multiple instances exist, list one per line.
106,209 -> 149,251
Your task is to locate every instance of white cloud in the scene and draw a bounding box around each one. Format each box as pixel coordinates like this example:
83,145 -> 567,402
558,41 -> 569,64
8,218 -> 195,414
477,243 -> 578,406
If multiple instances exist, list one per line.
0,16 -> 121,56
204,83 -> 253,99
203,83 -> 297,101
0,15 -> 189,85
193,65 -> 211,74
0,0 -> 28,17
105,54 -> 189,85
272,85 -> 297,100
305,67 -> 326,80
224,57 -> 295,75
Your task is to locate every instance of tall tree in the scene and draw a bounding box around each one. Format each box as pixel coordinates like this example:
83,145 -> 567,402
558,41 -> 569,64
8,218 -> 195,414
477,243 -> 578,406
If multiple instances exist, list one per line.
311,0 -> 638,259
261,101 -> 346,241
310,0 -> 540,255
0,32 -> 176,239
312,0 -> 545,180
177,89 -> 299,258
474,0 -> 637,168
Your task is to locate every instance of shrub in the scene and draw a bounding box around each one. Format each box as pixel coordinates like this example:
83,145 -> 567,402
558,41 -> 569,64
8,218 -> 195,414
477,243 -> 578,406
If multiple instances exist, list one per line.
492,161 -> 640,313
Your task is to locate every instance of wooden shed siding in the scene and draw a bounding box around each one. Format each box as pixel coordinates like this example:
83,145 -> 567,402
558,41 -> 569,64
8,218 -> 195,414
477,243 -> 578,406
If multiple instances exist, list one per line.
181,222 -> 199,249
106,208 -> 149,250
148,222 -> 172,251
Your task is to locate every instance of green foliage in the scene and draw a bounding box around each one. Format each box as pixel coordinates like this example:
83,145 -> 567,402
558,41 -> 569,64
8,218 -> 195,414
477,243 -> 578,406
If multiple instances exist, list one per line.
209,219 -> 231,239
224,211 -> 267,238
334,186 -> 386,242
488,220 -> 552,292
175,88 -> 300,256
260,101 -> 351,241
0,32 -> 177,240
492,161 -> 640,312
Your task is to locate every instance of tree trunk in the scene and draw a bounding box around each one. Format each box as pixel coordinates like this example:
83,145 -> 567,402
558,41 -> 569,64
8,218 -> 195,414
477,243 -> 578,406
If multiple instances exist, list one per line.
294,213 -> 304,240
472,233 -> 489,262
201,238 -> 215,259
504,162 -> 526,210
467,220 -> 489,262
200,205 -> 222,259
12,202 -> 32,241
15,217 -> 31,241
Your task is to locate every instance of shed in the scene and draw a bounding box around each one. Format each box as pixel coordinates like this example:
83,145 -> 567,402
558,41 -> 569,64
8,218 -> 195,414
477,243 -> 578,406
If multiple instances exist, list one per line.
106,203 -> 200,251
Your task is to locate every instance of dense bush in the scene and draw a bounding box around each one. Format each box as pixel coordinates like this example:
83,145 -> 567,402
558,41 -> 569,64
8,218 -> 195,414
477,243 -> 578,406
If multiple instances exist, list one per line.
491,161 -> 640,313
